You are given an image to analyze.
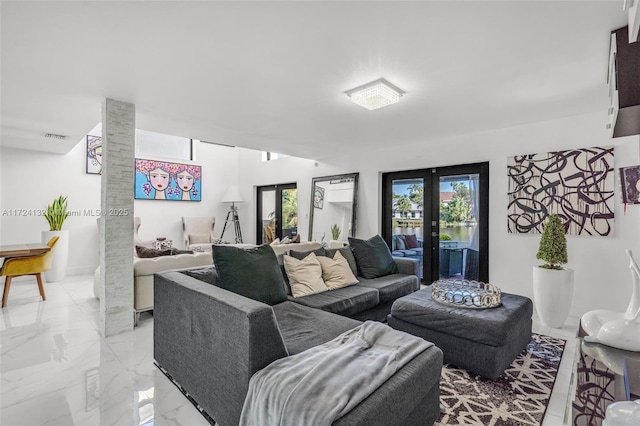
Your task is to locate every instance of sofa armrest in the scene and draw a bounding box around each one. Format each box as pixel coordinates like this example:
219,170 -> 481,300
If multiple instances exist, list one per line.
394,257 -> 420,277
154,271 -> 288,426
334,345 -> 443,426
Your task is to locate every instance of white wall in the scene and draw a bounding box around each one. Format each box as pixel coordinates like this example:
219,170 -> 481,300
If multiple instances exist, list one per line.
237,111 -> 640,317
358,111 -> 640,318
0,140 -> 242,274
1,144 -> 102,275
3,109 -> 639,318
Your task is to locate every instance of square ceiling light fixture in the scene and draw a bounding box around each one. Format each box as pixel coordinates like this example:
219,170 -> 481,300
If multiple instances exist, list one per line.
346,78 -> 405,110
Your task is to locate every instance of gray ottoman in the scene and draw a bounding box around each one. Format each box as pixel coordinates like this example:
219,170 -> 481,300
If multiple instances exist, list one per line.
387,288 -> 533,380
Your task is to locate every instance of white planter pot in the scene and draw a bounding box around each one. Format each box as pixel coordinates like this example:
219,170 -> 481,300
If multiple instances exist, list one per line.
42,230 -> 69,282
532,266 -> 574,328
329,240 -> 348,249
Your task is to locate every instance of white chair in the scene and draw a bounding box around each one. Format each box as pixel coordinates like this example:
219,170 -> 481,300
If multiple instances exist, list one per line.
134,217 -> 154,248
182,217 -> 216,252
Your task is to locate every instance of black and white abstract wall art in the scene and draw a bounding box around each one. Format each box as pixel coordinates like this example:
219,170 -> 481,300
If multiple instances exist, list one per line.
507,146 -> 614,236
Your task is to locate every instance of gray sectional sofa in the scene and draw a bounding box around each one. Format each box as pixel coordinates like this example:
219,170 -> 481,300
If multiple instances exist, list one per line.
153,254 -> 443,425
285,256 -> 421,322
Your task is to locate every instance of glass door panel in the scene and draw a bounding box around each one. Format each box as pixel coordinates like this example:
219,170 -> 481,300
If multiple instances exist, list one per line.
438,174 -> 480,280
391,178 -> 424,279
256,183 -> 297,245
382,171 -> 429,281
383,162 -> 488,284
280,188 -> 298,239
257,188 -> 276,244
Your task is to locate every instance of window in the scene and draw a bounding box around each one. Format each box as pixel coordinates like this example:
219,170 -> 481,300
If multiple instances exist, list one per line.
136,129 -> 193,161
261,152 -> 289,161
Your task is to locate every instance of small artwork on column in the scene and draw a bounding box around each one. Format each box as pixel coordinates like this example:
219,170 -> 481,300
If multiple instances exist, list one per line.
135,158 -> 202,201
507,146 -> 615,236
86,135 -> 102,174
620,165 -> 640,205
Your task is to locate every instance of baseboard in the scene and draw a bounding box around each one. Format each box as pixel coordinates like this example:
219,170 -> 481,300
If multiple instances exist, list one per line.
0,266 -> 98,285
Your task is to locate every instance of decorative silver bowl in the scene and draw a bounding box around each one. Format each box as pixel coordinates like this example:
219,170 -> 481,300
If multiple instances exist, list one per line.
431,279 -> 502,309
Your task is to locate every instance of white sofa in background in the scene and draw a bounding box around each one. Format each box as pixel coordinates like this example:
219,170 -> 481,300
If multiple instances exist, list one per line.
94,251 -> 213,325
269,241 -> 322,256
93,241 -> 320,326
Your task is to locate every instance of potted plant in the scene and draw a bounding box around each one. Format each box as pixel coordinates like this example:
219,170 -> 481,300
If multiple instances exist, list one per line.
42,195 -> 70,282
331,224 -> 341,241
532,213 -> 574,328
327,224 -> 345,248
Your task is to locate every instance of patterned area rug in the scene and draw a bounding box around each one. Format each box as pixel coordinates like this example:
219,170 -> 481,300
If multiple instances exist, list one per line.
436,334 -> 566,426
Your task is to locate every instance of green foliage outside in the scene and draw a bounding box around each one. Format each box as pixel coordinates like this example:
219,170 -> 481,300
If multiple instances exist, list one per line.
440,197 -> 469,223
440,234 -> 452,241
282,189 -> 298,228
395,195 -> 412,218
408,184 -> 423,208
536,213 -> 568,270
44,195 -> 69,231
440,182 -> 475,225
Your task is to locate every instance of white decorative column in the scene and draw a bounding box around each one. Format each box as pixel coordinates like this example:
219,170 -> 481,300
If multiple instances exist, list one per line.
100,98 -> 135,337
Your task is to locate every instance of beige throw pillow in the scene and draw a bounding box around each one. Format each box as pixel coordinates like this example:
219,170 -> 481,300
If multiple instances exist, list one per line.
317,251 -> 359,290
189,233 -> 211,244
283,253 -> 328,298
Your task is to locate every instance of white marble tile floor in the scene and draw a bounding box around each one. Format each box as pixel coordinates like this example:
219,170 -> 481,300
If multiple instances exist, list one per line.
1,274 -> 577,426
1,274 -> 209,426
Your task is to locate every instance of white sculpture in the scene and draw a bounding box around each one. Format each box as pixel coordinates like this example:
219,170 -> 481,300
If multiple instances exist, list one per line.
582,250 -> 640,352
581,340 -> 630,375
602,400 -> 640,426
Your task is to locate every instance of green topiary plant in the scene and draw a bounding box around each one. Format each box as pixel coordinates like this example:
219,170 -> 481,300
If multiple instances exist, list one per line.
44,195 -> 69,231
331,224 -> 341,240
536,213 -> 568,270
440,234 -> 452,241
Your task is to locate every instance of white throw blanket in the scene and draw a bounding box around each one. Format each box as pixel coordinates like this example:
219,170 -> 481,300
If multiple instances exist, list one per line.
239,321 -> 432,426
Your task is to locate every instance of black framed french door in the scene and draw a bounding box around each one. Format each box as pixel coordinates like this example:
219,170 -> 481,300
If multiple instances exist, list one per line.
382,162 -> 489,283
256,183 -> 297,245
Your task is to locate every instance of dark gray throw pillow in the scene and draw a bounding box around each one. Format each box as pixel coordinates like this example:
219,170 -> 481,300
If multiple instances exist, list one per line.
181,266 -> 218,286
289,247 -> 326,260
212,245 -> 288,305
348,235 -> 398,279
136,246 -> 193,258
325,246 -> 358,277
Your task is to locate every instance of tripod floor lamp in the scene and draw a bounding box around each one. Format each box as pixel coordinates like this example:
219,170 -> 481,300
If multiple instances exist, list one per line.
220,185 -> 244,243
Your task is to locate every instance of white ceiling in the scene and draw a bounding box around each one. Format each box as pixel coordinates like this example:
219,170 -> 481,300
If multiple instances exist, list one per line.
0,1 -> 628,159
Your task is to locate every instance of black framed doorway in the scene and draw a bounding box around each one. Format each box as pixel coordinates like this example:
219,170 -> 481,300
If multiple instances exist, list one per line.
256,183 -> 298,245
382,162 -> 489,283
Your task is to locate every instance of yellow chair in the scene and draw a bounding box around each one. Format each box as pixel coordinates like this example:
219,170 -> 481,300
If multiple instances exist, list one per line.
1,236 -> 60,308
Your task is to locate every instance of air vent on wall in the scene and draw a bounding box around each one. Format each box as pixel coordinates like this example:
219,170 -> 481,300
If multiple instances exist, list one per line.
43,133 -> 69,141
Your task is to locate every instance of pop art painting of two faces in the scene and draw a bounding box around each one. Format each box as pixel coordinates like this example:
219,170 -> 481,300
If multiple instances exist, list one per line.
134,158 -> 202,201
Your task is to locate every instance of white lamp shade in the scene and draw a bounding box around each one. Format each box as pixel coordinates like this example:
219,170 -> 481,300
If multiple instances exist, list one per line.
221,185 -> 244,203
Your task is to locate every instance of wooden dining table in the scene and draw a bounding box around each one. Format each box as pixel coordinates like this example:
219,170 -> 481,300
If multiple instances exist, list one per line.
0,244 -> 51,258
